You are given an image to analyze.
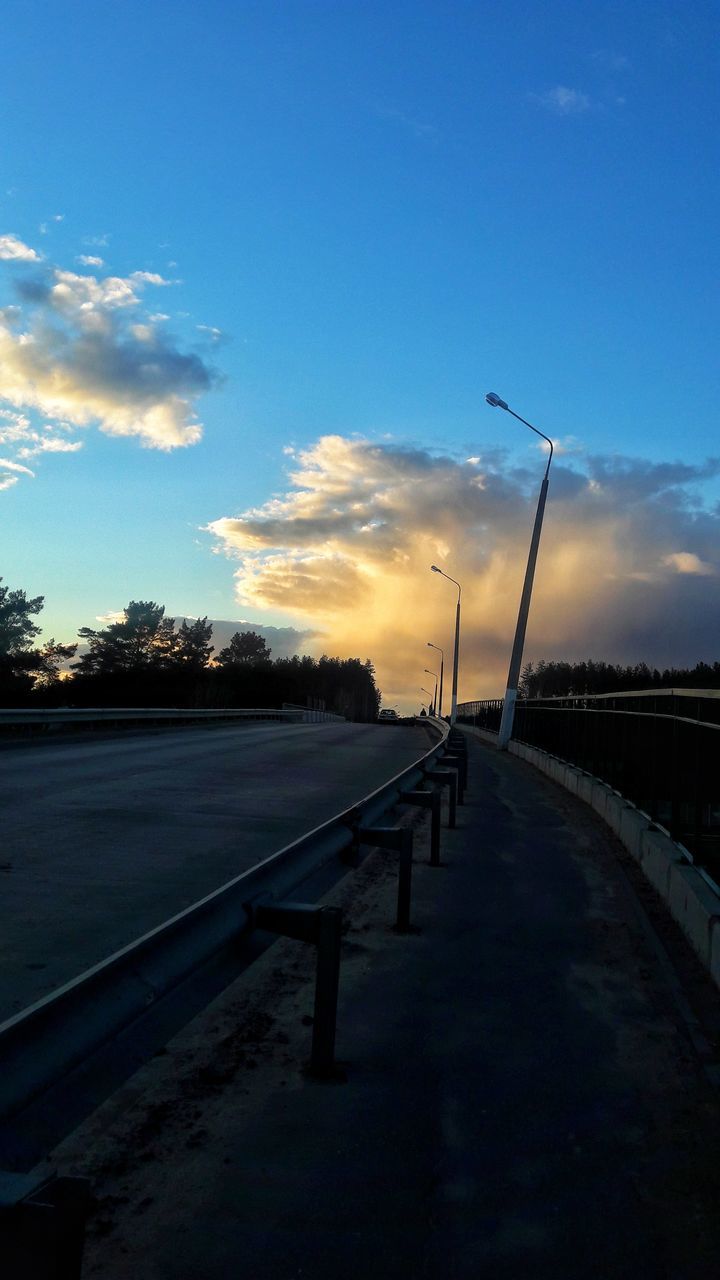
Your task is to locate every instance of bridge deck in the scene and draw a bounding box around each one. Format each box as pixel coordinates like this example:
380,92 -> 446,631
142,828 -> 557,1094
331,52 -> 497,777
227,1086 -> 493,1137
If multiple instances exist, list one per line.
55,733 -> 720,1278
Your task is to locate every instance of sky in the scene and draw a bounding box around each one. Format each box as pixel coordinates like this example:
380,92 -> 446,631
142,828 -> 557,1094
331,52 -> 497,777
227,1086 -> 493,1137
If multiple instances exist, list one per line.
2,0 -> 718,711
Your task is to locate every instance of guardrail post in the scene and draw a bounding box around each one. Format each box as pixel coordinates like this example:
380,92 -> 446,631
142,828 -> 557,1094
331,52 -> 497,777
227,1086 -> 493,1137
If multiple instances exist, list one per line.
441,753 -> 465,803
252,900 -> 344,1079
357,827 -> 414,932
423,767 -> 458,829
311,907 -> 343,1077
0,1171 -> 91,1279
399,789 -> 442,866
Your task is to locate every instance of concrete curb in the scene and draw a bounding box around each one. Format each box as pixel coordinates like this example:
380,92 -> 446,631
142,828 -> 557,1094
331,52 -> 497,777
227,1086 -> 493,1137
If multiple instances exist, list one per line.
462,725 -> 720,990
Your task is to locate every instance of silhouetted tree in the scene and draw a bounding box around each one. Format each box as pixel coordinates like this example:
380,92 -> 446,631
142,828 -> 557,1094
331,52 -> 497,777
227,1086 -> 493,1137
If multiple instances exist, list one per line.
32,639 -> 78,688
519,657 -> 720,699
0,577 -> 43,661
74,601 -> 177,674
216,630 -> 271,665
174,617 -> 214,670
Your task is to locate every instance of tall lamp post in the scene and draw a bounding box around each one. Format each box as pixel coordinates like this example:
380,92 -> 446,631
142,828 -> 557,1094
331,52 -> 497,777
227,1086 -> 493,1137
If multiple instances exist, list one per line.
486,392 -> 554,750
424,668 -> 438,716
427,642 -> 444,718
420,687 -> 434,716
430,565 -> 461,724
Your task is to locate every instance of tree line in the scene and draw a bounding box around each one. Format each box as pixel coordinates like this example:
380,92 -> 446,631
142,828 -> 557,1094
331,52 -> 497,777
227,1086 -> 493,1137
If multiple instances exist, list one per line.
0,580 -> 381,721
520,658 -> 720,699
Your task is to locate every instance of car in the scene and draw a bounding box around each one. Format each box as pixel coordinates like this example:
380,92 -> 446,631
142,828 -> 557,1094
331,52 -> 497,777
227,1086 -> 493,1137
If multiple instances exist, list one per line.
378,708 -> 399,721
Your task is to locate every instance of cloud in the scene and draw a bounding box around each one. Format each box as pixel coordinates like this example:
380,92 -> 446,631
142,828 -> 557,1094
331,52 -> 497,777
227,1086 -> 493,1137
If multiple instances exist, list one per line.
663,552 -> 715,576
531,86 -> 591,115
0,234 -> 42,262
130,271 -> 178,287
0,455 -> 34,490
0,246 -> 219,476
206,435 -> 720,708
76,254 -> 104,267
0,407 -> 84,461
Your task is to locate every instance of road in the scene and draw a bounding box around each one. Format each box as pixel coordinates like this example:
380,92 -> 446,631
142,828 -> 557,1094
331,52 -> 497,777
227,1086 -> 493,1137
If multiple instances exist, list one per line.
0,720 -> 433,1020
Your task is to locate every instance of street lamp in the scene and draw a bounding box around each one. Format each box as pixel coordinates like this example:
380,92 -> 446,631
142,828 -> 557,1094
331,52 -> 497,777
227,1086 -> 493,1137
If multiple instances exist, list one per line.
430,565 -> 461,724
427,642 -> 444,718
486,392 -> 554,750
420,687 -> 434,715
424,668 -> 438,716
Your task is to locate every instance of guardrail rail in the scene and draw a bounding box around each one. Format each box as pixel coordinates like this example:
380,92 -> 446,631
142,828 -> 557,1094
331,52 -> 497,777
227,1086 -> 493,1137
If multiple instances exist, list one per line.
0,716 -> 468,1275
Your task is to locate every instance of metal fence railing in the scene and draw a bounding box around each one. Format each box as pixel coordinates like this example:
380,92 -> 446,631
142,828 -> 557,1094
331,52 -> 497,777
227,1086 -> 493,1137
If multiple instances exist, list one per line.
0,706 -> 341,735
457,689 -> 720,878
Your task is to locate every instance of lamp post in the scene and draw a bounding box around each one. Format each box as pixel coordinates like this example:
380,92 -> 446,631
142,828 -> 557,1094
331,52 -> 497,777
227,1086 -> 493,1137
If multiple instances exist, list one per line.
427,642 -> 444,718
486,392 -> 554,750
430,565 -> 461,724
424,668 -> 438,716
420,687 -> 434,716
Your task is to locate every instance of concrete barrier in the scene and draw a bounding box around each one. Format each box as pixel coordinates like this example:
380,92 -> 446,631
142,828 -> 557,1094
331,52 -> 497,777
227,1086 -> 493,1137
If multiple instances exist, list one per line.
639,828 -> 684,899
577,774 -> 594,806
604,792 -> 627,838
619,805 -> 650,862
590,780 -> 613,822
667,862 -> 720,969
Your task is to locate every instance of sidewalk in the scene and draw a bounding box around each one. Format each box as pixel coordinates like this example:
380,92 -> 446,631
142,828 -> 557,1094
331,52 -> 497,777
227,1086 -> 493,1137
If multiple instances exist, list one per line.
62,733 -> 720,1278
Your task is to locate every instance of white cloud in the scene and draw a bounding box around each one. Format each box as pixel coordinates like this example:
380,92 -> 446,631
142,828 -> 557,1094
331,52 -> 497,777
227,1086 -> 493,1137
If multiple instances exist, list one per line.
76,254 -> 104,267
0,456 -> 34,490
0,407 -> 84,460
532,86 -> 591,115
0,234 -> 42,262
0,246 -> 218,474
130,271 -> 178,287
663,552 -> 715,576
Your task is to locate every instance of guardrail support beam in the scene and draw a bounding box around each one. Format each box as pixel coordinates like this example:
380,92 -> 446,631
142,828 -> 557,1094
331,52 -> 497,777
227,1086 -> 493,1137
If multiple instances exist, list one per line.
423,768 -> 458,829
399,789 -> 442,866
441,753 -> 465,803
357,827 -> 414,932
253,901 -> 343,1079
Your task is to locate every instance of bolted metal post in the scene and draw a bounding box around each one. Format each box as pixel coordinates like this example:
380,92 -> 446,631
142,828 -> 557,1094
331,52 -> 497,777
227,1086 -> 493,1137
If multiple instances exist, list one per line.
398,788 -> 442,867
357,826 -> 415,930
429,788 -> 441,865
310,907 -> 343,1078
423,768 -> 457,829
252,899 -> 344,1079
395,828 -> 413,932
441,754 -> 465,804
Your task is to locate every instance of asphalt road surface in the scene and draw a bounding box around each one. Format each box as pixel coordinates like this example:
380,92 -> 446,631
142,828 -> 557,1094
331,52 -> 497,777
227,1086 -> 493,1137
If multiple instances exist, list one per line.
0,720 -> 433,1020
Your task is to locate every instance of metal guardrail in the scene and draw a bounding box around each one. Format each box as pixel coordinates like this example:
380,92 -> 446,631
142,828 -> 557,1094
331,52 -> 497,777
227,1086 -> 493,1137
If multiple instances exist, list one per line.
0,706 -> 344,731
0,718 -> 453,1138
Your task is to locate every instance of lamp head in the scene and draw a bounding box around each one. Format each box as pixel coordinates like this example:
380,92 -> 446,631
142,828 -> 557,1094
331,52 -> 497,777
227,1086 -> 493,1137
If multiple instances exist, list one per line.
430,564 -> 441,573
485,392 -> 508,410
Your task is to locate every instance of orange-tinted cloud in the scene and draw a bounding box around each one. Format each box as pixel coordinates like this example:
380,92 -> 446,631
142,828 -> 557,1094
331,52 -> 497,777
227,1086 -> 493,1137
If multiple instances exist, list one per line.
207,435 -> 720,710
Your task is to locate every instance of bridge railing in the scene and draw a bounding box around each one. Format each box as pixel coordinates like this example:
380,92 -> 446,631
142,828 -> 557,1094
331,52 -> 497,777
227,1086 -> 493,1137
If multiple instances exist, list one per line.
0,705 -> 342,734
458,689 -> 720,876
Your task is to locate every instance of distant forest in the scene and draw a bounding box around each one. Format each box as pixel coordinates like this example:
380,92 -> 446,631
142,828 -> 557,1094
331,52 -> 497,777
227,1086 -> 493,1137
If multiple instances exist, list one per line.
520,658 -> 720,700
0,580 -> 381,721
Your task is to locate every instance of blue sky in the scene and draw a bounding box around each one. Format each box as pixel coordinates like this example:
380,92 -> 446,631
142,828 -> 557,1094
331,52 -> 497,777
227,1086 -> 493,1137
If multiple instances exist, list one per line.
2,1 -> 718,706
